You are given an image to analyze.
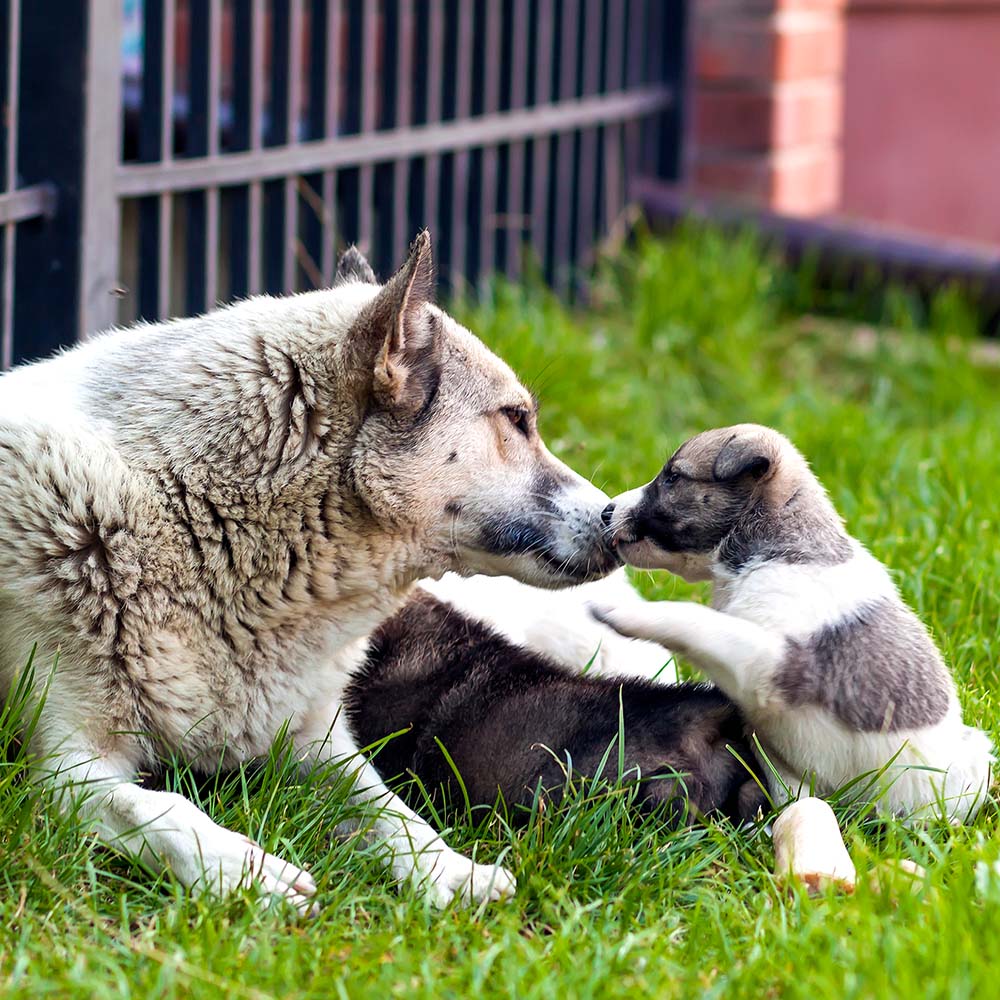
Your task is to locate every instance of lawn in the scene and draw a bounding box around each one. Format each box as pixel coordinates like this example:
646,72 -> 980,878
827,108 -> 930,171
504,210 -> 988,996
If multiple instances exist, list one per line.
2,227 -> 999,998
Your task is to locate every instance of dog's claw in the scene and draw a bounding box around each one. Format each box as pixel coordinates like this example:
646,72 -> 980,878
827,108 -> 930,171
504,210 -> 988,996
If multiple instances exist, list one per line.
191,832 -> 319,918
248,849 -> 319,917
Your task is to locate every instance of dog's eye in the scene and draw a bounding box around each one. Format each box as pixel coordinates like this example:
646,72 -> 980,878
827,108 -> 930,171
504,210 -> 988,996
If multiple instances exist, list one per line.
502,407 -> 531,438
663,471 -> 681,486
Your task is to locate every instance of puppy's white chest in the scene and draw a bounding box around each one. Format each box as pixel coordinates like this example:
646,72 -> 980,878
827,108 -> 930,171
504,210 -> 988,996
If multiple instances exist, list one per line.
716,552 -> 890,639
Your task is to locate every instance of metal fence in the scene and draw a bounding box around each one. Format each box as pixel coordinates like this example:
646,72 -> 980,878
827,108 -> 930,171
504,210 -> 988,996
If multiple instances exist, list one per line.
0,0 -> 686,368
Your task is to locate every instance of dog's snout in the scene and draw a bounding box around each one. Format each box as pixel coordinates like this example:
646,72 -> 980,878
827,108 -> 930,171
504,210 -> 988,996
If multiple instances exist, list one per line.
601,503 -> 616,529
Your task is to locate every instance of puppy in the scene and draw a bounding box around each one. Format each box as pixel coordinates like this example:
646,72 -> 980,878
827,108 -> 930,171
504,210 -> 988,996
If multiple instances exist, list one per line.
594,424 -> 992,821
347,592 -> 767,825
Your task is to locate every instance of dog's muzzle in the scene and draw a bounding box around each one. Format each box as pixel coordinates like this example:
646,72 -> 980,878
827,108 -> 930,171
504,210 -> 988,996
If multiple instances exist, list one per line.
601,501 -> 640,549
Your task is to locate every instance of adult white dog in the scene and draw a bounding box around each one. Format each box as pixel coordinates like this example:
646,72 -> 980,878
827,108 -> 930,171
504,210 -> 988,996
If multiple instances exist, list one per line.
0,233 -> 633,914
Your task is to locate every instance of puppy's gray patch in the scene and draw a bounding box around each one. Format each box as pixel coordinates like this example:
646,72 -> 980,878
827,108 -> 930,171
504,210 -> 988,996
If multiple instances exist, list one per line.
778,598 -> 951,731
719,495 -> 854,571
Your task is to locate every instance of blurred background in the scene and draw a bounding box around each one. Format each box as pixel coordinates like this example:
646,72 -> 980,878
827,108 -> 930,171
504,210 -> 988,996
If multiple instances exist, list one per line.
0,0 -> 997,368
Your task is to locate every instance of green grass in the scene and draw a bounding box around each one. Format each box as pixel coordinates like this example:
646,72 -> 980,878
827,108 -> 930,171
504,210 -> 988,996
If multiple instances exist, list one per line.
3,226 -> 1000,998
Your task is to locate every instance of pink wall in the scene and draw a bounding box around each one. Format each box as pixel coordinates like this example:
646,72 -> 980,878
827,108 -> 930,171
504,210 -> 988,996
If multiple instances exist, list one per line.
840,1 -> 1000,247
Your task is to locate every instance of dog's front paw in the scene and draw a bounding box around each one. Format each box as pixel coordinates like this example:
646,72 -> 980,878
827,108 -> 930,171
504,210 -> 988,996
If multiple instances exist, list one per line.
413,849 -> 516,908
192,828 -> 319,917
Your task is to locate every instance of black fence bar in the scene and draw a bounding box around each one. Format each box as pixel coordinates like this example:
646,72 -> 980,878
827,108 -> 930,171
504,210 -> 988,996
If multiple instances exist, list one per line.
186,1 -> 210,313
227,0 -> 252,301
492,0 -> 510,278
658,0 -> 688,181
12,1 -> 88,364
0,0 -> 10,197
336,0 -> 363,252
301,0 -> 329,289
372,0 -> 400,282
0,0 -> 14,368
263,1 -> 290,294
137,0 -> 165,321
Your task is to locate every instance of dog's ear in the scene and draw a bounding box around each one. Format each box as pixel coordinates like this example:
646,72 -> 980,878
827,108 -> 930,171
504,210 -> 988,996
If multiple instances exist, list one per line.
712,429 -> 778,483
334,245 -> 377,285
351,231 -> 438,415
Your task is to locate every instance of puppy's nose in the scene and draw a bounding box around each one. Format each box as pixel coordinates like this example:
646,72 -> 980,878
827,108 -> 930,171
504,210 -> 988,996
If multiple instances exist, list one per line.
601,502 -> 616,529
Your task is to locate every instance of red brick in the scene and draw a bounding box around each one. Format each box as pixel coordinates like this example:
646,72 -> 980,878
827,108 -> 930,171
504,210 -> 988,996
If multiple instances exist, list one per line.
694,18 -> 776,82
770,146 -> 841,213
695,89 -> 774,150
771,80 -> 842,147
697,0 -> 846,10
774,0 -> 847,9
775,23 -> 844,79
693,155 -> 773,201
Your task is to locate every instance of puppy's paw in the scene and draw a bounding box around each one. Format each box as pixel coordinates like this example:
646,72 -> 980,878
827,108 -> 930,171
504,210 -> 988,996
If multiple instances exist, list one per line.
586,601 -> 631,636
192,829 -> 319,917
585,600 -> 616,627
413,849 -> 516,909
587,601 -> 673,646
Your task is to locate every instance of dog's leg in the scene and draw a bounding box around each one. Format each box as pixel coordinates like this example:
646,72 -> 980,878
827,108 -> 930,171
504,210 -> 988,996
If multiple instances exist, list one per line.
42,747 -> 317,914
590,601 -> 785,711
296,711 -> 516,908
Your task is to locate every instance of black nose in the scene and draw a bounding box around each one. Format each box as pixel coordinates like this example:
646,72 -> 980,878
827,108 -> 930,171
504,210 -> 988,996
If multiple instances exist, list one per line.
601,502 -> 615,528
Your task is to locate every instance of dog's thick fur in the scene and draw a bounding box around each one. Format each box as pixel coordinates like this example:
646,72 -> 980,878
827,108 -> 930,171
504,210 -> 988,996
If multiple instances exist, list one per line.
595,424 -> 992,820
347,592 -> 766,824
0,234 -> 622,912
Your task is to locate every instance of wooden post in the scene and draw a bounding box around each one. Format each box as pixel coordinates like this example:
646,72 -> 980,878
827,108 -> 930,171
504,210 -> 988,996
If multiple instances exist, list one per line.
79,0 -> 123,336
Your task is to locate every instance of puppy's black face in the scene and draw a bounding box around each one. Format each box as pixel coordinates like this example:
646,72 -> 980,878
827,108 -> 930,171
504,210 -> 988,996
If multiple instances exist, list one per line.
603,427 -> 774,580
627,461 -> 752,550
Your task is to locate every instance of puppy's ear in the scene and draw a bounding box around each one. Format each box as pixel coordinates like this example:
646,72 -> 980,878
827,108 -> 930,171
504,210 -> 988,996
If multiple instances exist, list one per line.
712,429 -> 778,483
334,245 -> 377,285
350,231 -> 438,415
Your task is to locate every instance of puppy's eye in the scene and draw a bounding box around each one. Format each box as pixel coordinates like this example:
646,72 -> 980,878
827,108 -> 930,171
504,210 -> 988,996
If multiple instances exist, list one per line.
663,471 -> 681,486
502,407 -> 531,438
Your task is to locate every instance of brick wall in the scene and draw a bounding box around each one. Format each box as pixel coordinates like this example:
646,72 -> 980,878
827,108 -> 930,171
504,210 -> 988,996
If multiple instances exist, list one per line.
689,0 -> 847,215
840,0 -> 1000,246
687,0 -> 1000,246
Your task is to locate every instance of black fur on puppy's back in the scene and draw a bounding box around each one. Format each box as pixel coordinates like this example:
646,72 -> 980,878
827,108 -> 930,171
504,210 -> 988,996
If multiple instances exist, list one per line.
347,593 -> 766,823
